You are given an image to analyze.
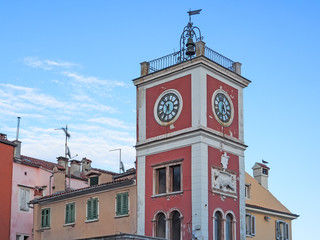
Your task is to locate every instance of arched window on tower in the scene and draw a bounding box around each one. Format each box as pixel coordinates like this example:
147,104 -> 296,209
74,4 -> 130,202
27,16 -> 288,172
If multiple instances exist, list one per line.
171,211 -> 181,240
156,212 -> 166,238
214,211 -> 223,240
226,213 -> 234,240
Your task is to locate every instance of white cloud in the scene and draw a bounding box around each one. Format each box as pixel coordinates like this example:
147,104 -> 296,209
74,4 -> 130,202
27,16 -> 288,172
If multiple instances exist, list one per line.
88,117 -> 135,130
23,57 -> 77,70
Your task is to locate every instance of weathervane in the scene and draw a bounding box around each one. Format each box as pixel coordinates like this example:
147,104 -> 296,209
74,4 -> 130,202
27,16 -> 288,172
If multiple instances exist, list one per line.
179,9 -> 203,62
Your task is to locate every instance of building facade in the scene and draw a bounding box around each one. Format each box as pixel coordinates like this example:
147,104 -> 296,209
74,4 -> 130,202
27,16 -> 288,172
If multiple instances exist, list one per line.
245,163 -> 298,240
30,171 -> 137,240
134,34 -> 250,239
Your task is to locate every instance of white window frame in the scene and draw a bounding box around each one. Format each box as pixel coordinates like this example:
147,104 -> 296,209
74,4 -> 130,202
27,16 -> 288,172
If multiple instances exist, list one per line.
16,234 -> 29,240
19,187 -> 31,212
245,184 -> 251,199
246,214 -> 256,237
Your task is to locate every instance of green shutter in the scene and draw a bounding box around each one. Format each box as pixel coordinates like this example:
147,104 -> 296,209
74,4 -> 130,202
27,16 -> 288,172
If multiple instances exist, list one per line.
65,204 -> 69,224
70,203 -> 75,223
123,192 -> 128,215
116,192 -> 129,216
87,199 -> 92,220
92,198 -> 98,219
41,208 -> 50,228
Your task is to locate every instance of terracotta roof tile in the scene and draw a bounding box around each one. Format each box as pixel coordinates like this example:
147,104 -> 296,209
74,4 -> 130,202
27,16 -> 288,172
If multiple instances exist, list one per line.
20,155 -> 65,171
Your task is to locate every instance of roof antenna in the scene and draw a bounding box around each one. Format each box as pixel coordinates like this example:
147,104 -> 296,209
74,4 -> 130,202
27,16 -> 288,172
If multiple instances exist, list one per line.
55,125 -> 71,159
16,117 -> 21,140
109,148 -> 125,173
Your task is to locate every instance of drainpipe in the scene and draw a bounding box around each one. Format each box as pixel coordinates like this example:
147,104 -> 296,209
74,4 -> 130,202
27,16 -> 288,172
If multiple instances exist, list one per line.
49,173 -> 54,195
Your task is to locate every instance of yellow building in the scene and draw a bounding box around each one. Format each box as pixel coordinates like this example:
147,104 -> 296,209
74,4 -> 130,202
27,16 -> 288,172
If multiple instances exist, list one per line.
245,163 -> 298,240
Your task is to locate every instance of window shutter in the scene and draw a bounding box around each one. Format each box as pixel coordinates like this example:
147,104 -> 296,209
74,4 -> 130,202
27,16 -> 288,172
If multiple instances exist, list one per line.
285,223 -> 289,240
65,204 -> 69,224
116,194 -> 122,215
276,221 -> 280,240
123,192 -> 128,215
92,198 -> 98,219
71,203 -> 75,222
41,210 -> 45,228
87,199 -> 92,220
251,215 -> 256,236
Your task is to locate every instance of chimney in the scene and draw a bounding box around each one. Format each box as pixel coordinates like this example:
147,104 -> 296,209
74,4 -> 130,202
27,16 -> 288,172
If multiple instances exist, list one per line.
252,162 -> 270,190
52,166 -> 66,193
81,157 -> 92,173
70,160 -> 81,177
13,140 -> 21,159
33,187 -> 44,199
0,133 -> 7,140
57,156 -> 68,172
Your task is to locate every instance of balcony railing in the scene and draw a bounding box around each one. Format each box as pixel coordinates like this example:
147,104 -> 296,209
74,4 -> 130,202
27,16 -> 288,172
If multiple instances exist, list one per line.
148,46 -> 235,73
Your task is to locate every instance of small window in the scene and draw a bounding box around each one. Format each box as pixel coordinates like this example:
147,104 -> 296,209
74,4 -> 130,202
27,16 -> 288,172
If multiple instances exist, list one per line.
246,214 -> 255,236
276,220 -> 289,240
245,184 -> 251,199
90,176 -> 99,186
154,163 -> 182,195
16,234 -> 29,240
262,168 -> 268,175
156,168 -> 166,194
155,213 -> 166,238
214,211 -> 223,240
171,211 -> 181,240
19,187 -> 30,212
116,192 -> 129,216
41,208 -> 51,228
65,202 -> 75,224
226,214 -> 233,240
86,197 -> 98,221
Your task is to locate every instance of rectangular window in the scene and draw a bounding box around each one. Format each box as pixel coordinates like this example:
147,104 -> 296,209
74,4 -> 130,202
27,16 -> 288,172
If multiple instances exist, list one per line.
41,208 -> 51,228
246,214 -> 255,236
245,184 -> 251,199
154,162 -> 182,195
276,220 -> 289,240
90,176 -> 99,186
86,197 -> 98,221
19,187 -> 30,212
65,202 -> 75,224
156,168 -> 166,194
16,234 -> 29,240
116,192 -> 129,216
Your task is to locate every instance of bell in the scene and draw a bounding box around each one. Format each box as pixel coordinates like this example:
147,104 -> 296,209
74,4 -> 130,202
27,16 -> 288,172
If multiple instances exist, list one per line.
186,37 -> 195,56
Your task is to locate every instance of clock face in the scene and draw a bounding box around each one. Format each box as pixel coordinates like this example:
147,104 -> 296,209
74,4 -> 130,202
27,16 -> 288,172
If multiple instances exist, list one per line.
154,89 -> 183,126
212,90 -> 234,127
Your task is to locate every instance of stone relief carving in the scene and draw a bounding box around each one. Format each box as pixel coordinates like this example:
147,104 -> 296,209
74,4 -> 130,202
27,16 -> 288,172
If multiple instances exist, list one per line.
212,152 -> 237,195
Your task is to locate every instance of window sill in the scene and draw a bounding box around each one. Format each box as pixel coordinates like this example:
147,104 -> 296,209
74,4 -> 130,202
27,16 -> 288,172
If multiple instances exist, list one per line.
152,190 -> 183,198
39,227 -> 51,231
115,214 -> 129,219
85,218 -> 99,223
64,223 -> 75,227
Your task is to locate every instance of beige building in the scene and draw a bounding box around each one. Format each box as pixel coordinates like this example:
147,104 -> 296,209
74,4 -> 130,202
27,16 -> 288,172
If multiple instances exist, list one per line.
245,163 -> 298,240
30,168 -> 137,240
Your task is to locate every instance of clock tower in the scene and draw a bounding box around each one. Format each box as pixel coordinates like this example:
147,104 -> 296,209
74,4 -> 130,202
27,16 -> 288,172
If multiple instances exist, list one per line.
133,11 -> 250,240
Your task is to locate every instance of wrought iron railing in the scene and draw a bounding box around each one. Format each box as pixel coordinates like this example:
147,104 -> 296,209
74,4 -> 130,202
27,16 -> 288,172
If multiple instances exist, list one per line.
148,46 -> 235,73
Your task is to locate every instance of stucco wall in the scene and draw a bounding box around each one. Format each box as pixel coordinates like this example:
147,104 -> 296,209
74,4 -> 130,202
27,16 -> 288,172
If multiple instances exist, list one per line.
33,184 -> 136,240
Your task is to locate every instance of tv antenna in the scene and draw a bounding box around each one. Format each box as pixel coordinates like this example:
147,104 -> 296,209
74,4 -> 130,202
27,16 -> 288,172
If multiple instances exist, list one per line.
109,148 -> 125,173
55,125 -> 71,159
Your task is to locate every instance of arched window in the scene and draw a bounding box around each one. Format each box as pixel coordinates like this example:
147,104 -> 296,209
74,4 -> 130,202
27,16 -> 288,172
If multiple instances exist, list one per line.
156,213 -> 166,238
171,211 -> 181,240
226,213 -> 233,240
214,211 -> 223,240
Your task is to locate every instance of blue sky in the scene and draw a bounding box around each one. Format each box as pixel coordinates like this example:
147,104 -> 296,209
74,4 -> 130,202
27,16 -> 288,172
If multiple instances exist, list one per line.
1,1 -> 319,239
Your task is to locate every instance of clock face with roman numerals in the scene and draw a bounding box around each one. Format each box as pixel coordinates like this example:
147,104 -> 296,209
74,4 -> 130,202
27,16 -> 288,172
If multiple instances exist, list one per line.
154,89 -> 183,126
212,89 -> 234,127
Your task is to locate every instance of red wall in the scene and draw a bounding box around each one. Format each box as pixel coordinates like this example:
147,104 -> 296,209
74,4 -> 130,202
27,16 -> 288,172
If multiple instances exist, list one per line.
144,146 -> 192,239
207,146 -> 240,240
146,75 -> 192,139
207,75 -> 239,139
0,141 -> 14,239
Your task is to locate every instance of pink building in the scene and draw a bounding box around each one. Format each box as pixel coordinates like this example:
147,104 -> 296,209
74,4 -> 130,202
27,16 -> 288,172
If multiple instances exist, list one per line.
0,134 -> 93,240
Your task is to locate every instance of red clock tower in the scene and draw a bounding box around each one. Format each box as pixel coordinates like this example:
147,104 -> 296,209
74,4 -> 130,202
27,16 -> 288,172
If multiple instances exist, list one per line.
134,11 -> 250,240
